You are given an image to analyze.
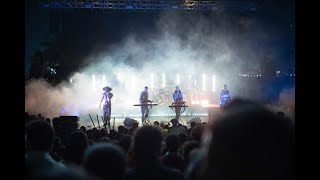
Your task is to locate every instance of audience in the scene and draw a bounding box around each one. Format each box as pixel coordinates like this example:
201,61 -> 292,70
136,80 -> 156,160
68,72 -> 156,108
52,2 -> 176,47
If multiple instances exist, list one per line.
25,98 -> 295,180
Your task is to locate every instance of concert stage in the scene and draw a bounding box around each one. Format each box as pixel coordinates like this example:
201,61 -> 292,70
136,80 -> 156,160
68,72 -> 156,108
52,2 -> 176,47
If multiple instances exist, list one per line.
79,104 -> 221,129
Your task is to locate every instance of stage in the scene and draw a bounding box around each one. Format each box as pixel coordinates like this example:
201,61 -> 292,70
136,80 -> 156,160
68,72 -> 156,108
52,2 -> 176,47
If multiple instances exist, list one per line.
78,104 -> 221,129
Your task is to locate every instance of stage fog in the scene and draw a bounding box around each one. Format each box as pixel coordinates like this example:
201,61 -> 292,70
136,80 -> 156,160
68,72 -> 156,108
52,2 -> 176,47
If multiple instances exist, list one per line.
25,12 -> 295,125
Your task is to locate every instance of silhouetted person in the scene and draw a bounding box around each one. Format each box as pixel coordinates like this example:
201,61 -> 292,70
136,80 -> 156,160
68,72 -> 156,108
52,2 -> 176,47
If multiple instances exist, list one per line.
187,98 -> 295,180
190,123 -> 207,142
118,134 -> 132,154
219,84 -> 231,107
160,134 -> 186,172
125,126 -> 185,180
80,126 -> 87,133
83,143 -> 127,180
64,130 -> 89,166
25,120 -> 65,178
168,119 -> 180,134
99,86 -> 113,129
181,141 -> 200,166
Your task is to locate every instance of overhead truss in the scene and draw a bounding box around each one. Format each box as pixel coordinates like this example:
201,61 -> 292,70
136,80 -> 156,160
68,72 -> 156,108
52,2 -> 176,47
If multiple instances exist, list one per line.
39,0 -> 258,12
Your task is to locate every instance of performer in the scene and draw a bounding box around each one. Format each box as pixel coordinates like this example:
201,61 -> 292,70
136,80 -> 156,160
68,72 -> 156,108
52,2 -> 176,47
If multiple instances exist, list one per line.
173,85 -> 184,120
220,84 -> 231,108
99,86 -> 113,129
139,86 -> 149,124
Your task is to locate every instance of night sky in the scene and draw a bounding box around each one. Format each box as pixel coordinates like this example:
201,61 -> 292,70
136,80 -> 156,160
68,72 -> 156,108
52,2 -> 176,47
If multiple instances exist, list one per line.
25,0 -> 294,79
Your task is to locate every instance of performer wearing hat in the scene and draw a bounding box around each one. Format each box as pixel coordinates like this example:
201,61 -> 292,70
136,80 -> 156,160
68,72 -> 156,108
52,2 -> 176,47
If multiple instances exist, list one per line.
99,86 -> 113,128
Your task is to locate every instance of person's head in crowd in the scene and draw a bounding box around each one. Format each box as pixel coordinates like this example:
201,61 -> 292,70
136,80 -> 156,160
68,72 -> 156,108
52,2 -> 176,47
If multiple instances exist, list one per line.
118,134 -> 132,153
154,121 -> 160,127
83,143 -> 126,180
165,133 -> 180,152
80,126 -> 86,133
178,132 -> 188,147
64,130 -> 89,165
199,98 -> 295,180
118,125 -> 125,134
133,125 -> 163,164
190,123 -> 208,142
45,118 -> 51,124
91,128 -> 101,141
98,137 -> 111,143
26,120 -> 55,152
190,121 -> 197,129
182,140 -> 201,165
99,128 -> 108,138
123,127 -> 129,134
170,119 -> 179,126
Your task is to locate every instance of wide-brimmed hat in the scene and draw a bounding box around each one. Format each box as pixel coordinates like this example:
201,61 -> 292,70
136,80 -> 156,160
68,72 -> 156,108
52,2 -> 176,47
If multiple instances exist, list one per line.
103,86 -> 112,92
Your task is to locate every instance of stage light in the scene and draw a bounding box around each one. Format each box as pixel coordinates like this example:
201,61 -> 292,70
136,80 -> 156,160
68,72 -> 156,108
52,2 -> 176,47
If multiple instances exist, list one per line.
212,75 -> 216,92
162,73 -> 165,88
201,100 -> 209,105
202,74 -> 205,91
177,73 -> 180,85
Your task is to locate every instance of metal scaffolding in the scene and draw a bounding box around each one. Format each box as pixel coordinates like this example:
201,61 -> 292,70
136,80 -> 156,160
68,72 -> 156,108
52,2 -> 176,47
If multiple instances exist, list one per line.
39,0 -> 258,12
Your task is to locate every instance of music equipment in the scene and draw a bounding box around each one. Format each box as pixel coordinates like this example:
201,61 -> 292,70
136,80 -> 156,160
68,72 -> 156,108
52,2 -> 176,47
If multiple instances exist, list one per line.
133,103 -> 158,106
123,117 -> 138,128
88,114 -> 96,128
169,105 -> 188,108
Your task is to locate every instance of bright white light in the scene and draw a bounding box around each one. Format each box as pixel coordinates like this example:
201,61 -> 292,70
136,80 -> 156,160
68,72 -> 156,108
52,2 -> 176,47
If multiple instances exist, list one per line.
151,74 -> 154,89
192,101 -> 195,104
212,75 -> 216,92
70,78 -> 72,83
201,100 -> 209,105
202,74 -> 205,91
162,73 -> 165,88
177,74 -> 180,85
